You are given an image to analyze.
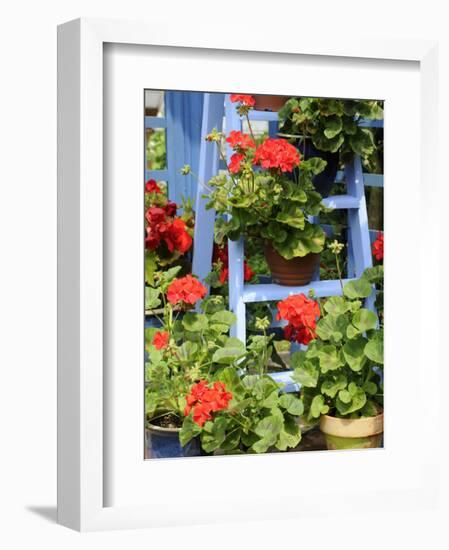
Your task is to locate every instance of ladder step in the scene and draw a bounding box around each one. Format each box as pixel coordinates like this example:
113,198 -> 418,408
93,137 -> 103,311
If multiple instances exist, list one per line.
247,110 -> 279,122
242,278 -> 355,303
322,195 -> 360,209
268,371 -> 300,393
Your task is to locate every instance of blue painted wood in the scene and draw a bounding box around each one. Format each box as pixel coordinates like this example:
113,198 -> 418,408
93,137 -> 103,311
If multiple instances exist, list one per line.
242,279 -> 356,303
145,169 -> 169,181
193,93 -> 379,342
269,371 -> 300,393
358,119 -> 384,128
165,92 -> 204,204
335,171 -> 384,188
145,116 -> 167,129
225,95 -> 247,340
191,93 -> 225,284
322,195 -> 361,210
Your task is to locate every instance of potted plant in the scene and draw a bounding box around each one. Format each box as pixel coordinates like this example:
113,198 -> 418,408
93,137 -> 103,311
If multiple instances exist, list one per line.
278,97 -> 384,197
180,367 -> 304,454
205,95 -> 329,286
145,269 -> 248,458
290,241 -> 384,450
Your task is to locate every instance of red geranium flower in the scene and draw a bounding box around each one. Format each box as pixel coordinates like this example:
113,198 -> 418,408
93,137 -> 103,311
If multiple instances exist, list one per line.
277,294 -> 320,328
164,201 -> 178,217
226,130 -> 256,151
145,206 -> 166,225
164,218 -> 192,254
284,323 -> 317,346
253,138 -> 300,173
230,94 -> 256,107
184,380 -> 233,427
145,179 -> 162,194
167,275 -> 207,305
244,262 -> 255,282
152,330 -> 169,350
213,243 -> 229,264
372,232 -> 384,261
228,152 -> 245,174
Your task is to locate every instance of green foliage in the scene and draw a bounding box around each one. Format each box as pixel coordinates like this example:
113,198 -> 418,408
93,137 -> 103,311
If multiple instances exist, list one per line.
145,289 -> 245,425
206,126 -> 329,259
279,97 -> 383,163
292,269 -> 383,421
180,368 -> 303,454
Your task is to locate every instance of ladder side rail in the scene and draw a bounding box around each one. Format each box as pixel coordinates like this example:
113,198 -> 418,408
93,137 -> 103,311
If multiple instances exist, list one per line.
225,96 -> 247,341
191,93 -> 225,284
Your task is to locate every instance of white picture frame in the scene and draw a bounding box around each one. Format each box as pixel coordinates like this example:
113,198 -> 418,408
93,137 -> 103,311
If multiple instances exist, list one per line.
57,17 -> 441,531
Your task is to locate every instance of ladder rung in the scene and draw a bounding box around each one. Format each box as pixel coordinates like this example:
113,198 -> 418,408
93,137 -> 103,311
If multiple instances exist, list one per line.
268,371 -> 300,393
242,278 -> 356,303
322,195 -> 360,209
145,116 -> 167,129
247,110 -> 279,122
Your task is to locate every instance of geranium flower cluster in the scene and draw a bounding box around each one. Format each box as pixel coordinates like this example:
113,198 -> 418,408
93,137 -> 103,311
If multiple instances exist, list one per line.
184,380 -> 233,427
276,293 -> 320,345
253,138 -> 300,173
372,232 -> 384,261
213,243 -> 254,284
145,179 -> 192,255
152,330 -> 169,350
167,274 -> 207,306
227,96 -> 300,174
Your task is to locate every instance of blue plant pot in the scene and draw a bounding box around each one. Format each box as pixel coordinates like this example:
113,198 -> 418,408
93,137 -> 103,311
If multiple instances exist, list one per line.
146,424 -> 202,459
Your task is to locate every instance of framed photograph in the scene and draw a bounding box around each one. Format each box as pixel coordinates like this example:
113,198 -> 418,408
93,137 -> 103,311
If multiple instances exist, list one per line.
57,17 -> 441,531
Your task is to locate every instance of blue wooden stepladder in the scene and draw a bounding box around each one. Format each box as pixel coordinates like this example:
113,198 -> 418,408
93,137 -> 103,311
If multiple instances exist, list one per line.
145,91 -> 204,205
192,93 -> 380,390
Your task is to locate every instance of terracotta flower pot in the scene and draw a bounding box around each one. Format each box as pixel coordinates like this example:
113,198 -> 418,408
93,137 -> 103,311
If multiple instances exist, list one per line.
253,94 -> 290,112
264,242 -> 320,286
319,412 -> 384,450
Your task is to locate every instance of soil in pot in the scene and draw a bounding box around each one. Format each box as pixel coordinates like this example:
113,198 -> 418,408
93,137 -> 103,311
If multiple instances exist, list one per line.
319,412 -> 384,450
264,242 -> 320,286
146,414 -> 202,459
253,94 -> 290,112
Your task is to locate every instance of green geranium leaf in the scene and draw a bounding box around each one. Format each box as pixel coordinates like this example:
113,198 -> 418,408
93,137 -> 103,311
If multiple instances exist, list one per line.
210,310 -> 237,327
343,278 -> 373,299
364,331 -> 384,364
361,265 -> 384,284
279,394 -> 304,416
179,414 -> 202,447
201,417 -> 228,453
310,395 -> 330,418
338,389 -> 352,404
321,374 -> 347,398
343,335 -> 368,372
316,314 -> 349,344
212,339 -> 246,365
323,115 -> 343,139
182,312 -> 209,332
145,287 -> 161,310
275,415 -> 301,451
254,415 -> 283,443
352,309 -> 378,333
318,344 -> 344,373
363,381 -> 378,395
323,296 -> 351,315
276,204 -> 306,229
274,224 -> 326,259
336,387 -> 367,415
292,360 -> 319,388
145,251 -> 157,285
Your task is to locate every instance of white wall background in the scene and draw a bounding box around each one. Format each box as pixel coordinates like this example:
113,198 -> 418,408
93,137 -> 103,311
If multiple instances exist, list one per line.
0,1 -> 448,548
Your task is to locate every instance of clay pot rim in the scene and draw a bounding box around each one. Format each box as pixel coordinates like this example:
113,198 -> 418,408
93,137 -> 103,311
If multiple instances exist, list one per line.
320,412 -> 384,438
146,420 -> 182,434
